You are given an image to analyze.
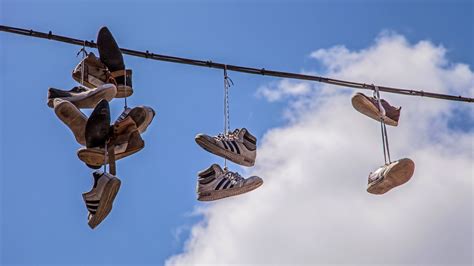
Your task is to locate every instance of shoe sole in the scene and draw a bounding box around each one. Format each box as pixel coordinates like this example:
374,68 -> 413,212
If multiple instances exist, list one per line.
47,84 -> 117,109
85,100 -> 111,148
115,85 -> 133,98
87,177 -> 121,229
54,100 -> 87,145
351,94 -> 398,127
197,178 -> 263,201
195,137 -> 255,167
367,158 -> 415,195
77,141 -> 144,167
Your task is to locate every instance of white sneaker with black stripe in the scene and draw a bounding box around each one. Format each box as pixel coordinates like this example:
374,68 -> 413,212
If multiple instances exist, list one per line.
195,128 -> 257,167
197,164 -> 263,201
82,170 -> 121,229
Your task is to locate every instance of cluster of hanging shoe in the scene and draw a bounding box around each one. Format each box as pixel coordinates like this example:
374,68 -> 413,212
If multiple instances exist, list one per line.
47,27 -> 155,229
352,87 -> 415,195
194,67 -> 263,201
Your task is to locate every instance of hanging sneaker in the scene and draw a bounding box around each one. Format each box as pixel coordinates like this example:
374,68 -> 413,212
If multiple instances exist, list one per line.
351,93 -> 401,126
97,26 -> 133,98
53,98 -> 87,145
72,52 -> 112,89
78,116 -> 144,168
115,106 -> 156,134
197,164 -> 263,201
83,170 -> 121,229
195,128 -> 257,167
47,84 -> 117,109
367,158 -> 415,195
85,99 -> 111,149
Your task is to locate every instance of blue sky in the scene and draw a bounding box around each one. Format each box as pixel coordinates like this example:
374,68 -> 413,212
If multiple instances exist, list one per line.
1,0 -> 472,265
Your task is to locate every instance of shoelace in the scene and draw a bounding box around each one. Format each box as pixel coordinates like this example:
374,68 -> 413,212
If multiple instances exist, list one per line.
223,170 -> 244,185
214,129 -> 240,141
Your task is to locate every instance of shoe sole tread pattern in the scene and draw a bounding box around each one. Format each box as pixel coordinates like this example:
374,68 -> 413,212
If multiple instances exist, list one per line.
352,94 -> 398,127
87,177 -> 121,229
196,137 -> 255,167
54,101 -> 87,145
197,179 -> 263,201
367,158 -> 415,195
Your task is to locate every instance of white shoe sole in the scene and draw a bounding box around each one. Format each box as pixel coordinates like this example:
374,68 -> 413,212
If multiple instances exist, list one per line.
351,94 -> 398,126
197,178 -> 263,201
367,158 -> 415,195
195,137 -> 255,167
48,84 -> 117,109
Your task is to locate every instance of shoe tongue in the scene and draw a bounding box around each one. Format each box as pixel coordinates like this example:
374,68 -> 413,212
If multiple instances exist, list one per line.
92,171 -> 104,188
70,86 -> 88,93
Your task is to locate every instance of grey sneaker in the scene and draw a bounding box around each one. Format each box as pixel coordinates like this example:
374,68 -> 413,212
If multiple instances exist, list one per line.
367,158 -> 415,195
53,98 -> 87,145
195,128 -> 257,167
351,93 -> 401,126
116,106 -> 156,134
47,84 -> 117,109
197,164 -> 263,201
83,170 -> 121,229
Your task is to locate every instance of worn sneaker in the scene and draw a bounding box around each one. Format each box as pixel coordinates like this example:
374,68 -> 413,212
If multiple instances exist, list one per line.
367,158 -> 415,195
47,84 -> 117,109
52,98 -> 87,145
97,26 -> 132,98
78,116 -> 144,167
85,99 -> 111,149
72,52 -> 112,89
197,164 -> 263,201
116,106 -> 156,134
351,93 -> 401,126
83,170 -> 121,229
195,128 -> 257,167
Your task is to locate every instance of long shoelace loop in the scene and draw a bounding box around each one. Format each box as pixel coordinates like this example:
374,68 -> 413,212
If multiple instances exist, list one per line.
223,65 -> 234,168
373,85 -> 391,164
76,41 -> 88,85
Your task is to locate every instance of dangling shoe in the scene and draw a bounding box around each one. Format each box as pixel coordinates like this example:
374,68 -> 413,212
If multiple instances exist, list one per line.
116,106 -> 156,134
97,26 -> 133,98
53,98 -> 87,145
196,164 -> 263,201
47,84 -> 117,109
351,93 -> 401,126
367,158 -> 415,195
72,52 -> 113,89
85,99 -> 111,149
195,128 -> 257,167
78,116 -> 144,168
83,170 -> 121,229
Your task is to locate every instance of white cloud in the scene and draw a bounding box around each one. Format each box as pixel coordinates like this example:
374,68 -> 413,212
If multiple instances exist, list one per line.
167,33 -> 473,265
256,79 -> 312,102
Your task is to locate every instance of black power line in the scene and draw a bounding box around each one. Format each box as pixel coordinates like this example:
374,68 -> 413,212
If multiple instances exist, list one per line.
1,24 -> 472,103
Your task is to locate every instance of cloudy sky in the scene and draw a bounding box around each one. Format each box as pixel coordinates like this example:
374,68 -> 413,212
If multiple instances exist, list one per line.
1,1 -> 472,265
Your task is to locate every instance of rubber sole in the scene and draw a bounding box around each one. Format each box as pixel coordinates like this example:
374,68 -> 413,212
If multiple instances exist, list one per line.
197,178 -> 263,201
367,158 -> 415,195
116,85 -> 133,98
87,177 -> 121,229
195,136 -> 255,167
85,100 -> 111,148
47,84 -> 117,109
77,141 -> 144,167
351,94 -> 398,127
54,100 -> 87,145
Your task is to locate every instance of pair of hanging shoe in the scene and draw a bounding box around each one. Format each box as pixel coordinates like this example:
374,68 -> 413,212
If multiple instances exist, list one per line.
195,128 -> 263,201
351,90 -> 415,195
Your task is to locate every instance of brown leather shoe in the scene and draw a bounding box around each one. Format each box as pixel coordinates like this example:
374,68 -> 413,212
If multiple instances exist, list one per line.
351,93 -> 401,126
